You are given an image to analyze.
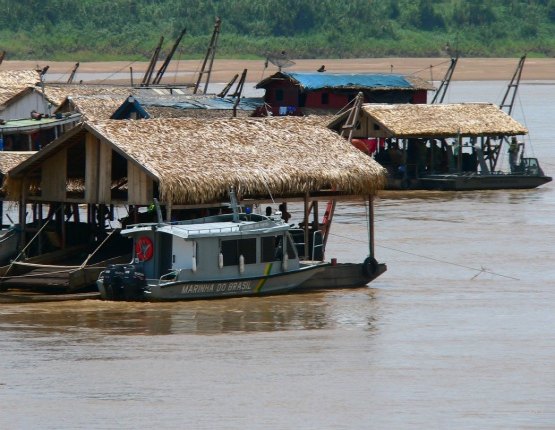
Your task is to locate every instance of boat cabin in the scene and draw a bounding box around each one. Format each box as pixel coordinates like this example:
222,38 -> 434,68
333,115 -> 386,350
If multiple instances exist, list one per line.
329,102 -> 551,190
256,71 -> 434,116
123,213 -> 300,283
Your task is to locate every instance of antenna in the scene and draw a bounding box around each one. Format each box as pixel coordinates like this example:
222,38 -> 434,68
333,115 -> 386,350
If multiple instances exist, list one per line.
265,51 -> 295,72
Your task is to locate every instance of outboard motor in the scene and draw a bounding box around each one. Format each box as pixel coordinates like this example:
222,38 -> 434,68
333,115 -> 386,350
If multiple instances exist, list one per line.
101,264 -> 146,301
121,264 -> 147,300
101,264 -> 126,300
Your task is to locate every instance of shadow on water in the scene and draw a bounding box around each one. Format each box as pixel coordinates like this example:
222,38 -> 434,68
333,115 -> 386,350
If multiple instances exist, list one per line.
0,288 -> 379,337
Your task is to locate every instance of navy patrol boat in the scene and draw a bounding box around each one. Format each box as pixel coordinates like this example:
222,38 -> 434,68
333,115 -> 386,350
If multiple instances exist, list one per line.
97,191 -> 327,301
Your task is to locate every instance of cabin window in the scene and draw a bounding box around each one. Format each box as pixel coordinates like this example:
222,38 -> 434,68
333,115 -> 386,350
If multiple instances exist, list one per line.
238,238 -> 256,264
261,236 -> 279,262
373,123 -> 381,131
286,235 -> 297,259
221,240 -> 238,266
275,89 -> 284,101
321,93 -> 329,105
221,238 -> 257,266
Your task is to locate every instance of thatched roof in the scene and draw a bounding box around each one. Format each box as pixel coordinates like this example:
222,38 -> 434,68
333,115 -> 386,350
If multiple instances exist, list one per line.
359,103 -> 528,138
0,151 -> 35,175
41,84 -> 134,107
55,95 -> 128,120
145,105 -> 252,119
89,116 -> 386,203
0,70 -> 39,88
9,117 -> 385,204
0,70 -> 41,107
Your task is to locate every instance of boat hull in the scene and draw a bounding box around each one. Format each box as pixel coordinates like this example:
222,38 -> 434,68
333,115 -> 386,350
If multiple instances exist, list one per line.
98,264 -> 327,301
298,261 -> 387,290
418,174 -> 552,191
387,173 -> 552,191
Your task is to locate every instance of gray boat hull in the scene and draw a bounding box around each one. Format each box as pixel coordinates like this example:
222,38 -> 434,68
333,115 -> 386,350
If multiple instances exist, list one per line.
417,173 -> 552,191
298,261 -> 387,290
98,264 -> 327,301
387,173 -> 552,191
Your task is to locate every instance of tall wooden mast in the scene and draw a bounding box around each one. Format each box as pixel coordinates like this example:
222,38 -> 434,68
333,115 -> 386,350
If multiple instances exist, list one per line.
153,28 -> 187,85
193,17 -> 221,94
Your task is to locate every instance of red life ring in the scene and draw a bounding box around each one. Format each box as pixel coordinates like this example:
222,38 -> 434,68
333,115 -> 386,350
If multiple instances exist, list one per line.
135,236 -> 154,261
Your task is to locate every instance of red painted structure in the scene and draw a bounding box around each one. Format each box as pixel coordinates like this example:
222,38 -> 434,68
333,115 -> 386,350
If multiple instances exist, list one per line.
256,72 -> 433,116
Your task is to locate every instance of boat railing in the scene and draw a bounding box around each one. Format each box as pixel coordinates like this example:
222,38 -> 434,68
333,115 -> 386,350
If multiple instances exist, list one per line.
289,228 -> 325,261
159,271 -> 178,284
186,226 -> 239,235
312,230 -> 324,262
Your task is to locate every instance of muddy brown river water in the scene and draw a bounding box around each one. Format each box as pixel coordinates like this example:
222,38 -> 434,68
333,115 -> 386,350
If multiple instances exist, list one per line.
0,81 -> 554,429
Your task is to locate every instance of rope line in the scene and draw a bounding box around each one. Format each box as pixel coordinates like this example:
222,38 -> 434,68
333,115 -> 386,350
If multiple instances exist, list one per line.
97,61 -> 138,84
329,231 -> 520,281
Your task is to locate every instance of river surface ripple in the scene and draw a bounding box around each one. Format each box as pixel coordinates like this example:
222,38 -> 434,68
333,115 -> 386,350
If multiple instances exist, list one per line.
1,81 -> 554,429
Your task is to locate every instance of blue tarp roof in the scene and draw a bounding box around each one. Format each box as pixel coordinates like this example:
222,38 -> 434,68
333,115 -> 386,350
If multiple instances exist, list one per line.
142,97 -> 263,111
259,72 -> 415,90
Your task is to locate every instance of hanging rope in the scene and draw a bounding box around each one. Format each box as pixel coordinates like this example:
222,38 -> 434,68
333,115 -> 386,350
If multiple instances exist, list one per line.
1,205 -> 61,278
97,61 -> 138,85
406,59 -> 452,77
329,231 -> 520,281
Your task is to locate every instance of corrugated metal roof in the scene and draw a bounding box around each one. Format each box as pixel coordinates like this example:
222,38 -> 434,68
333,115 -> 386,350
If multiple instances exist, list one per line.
258,72 -> 416,90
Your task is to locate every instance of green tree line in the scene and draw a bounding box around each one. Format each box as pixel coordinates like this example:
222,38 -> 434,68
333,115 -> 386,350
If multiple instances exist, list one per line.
1,0 -> 555,61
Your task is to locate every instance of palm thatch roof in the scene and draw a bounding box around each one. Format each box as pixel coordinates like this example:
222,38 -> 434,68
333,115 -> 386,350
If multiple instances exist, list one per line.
91,116 -> 386,203
0,70 -> 41,107
0,70 -> 39,88
55,95 -> 128,120
9,117 -> 386,205
360,103 -> 528,138
41,84 -> 134,107
145,105 -> 253,119
0,151 -> 35,175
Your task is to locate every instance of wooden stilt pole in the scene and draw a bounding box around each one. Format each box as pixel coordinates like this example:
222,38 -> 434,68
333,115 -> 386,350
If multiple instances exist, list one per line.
368,194 -> 375,259
303,193 -> 309,260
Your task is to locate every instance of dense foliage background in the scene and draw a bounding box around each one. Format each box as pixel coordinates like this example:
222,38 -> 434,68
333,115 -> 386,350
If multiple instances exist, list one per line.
1,0 -> 554,60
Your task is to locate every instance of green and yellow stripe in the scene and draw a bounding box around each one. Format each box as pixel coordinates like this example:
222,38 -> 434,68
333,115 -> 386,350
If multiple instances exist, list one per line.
255,263 -> 273,293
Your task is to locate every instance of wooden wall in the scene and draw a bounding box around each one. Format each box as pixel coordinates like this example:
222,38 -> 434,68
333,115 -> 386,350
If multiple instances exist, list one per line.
128,161 -> 153,205
41,148 -> 67,201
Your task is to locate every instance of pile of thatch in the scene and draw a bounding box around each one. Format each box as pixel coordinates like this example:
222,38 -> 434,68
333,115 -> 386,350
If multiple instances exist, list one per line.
89,116 -> 386,204
361,103 -> 528,137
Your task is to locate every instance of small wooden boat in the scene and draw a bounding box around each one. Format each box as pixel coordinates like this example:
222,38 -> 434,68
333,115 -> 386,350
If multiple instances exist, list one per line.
0,229 -> 131,292
0,225 -> 19,265
97,197 -> 327,301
